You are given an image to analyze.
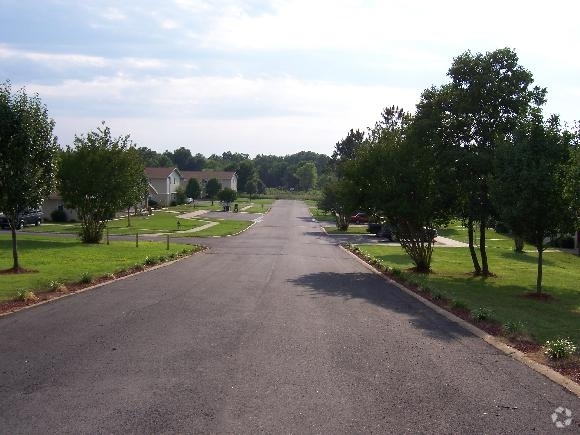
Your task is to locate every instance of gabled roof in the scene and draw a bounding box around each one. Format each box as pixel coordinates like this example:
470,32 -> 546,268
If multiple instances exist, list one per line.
144,167 -> 182,179
181,171 -> 236,180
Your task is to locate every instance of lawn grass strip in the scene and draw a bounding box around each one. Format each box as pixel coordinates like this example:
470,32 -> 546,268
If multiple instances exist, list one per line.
340,244 -> 580,399
0,248 -> 205,318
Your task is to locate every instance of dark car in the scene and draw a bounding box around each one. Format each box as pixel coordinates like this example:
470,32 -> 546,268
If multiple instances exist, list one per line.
367,222 -> 398,241
349,212 -> 369,224
0,209 -> 44,229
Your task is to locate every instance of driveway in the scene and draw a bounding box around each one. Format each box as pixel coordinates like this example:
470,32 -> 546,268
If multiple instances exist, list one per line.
0,200 -> 577,433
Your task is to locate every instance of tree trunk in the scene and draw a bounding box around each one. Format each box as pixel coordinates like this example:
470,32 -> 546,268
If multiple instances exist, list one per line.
467,217 -> 481,275
397,222 -> 433,273
480,215 -> 490,276
10,226 -> 19,271
536,244 -> 544,294
335,213 -> 349,231
514,235 -> 525,253
127,207 -> 131,227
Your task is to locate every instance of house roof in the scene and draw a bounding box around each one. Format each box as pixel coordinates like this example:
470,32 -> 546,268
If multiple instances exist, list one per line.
144,167 -> 181,179
181,171 -> 236,180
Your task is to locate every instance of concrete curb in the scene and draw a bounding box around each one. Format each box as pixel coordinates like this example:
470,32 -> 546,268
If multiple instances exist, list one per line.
340,245 -> 580,399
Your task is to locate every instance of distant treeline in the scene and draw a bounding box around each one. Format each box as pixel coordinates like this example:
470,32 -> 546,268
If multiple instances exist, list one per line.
137,147 -> 331,192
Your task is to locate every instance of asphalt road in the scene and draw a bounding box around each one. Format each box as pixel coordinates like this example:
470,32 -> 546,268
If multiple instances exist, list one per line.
0,200 -> 578,434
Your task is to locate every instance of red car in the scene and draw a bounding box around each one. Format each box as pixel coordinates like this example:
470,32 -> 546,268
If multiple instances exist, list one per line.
349,212 -> 369,224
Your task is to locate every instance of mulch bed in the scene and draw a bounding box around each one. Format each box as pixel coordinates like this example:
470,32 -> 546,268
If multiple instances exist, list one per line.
347,246 -> 580,387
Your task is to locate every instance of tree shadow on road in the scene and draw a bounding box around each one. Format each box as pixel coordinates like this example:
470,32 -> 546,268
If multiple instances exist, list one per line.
288,271 -> 472,343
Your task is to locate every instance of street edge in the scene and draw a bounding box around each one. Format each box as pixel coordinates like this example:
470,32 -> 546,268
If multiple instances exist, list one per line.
340,244 -> 580,399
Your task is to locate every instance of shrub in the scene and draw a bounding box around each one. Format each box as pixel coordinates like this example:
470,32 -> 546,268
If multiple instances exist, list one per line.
471,307 -> 495,322
144,256 -> 159,266
48,280 -> 67,293
16,289 -> 39,303
79,272 -> 93,284
50,208 -> 68,222
544,338 -> 577,360
133,263 -> 145,271
502,320 -> 527,337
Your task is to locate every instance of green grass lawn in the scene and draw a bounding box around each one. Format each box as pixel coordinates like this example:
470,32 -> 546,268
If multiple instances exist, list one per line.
185,219 -> 253,237
356,243 -> 580,344
22,210 -> 253,237
309,207 -> 336,223
438,221 -> 516,250
0,234 -> 198,301
325,225 -> 368,234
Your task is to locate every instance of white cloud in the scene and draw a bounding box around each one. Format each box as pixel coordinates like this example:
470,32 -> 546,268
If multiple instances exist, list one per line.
101,7 -> 127,21
0,44 -> 108,68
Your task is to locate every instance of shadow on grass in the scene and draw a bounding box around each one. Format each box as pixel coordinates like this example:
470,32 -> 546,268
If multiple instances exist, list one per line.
288,271 -> 471,343
498,250 -> 554,266
0,238 -> 77,250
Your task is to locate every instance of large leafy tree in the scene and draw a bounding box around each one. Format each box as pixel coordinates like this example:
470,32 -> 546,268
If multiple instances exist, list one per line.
205,178 -> 222,205
318,128 -> 367,230
245,179 -> 257,201
295,161 -> 318,191
186,177 -> 201,199
236,160 -> 257,193
492,113 -> 579,293
423,48 -> 546,276
58,123 -> 145,243
0,82 -> 59,271
217,187 -> 237,204
346,106 -> 452,272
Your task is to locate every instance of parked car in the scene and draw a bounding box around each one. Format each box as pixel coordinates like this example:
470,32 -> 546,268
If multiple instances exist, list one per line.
367,222 -> 398,241
0,209 -> 44,229
349,212 -> 369,224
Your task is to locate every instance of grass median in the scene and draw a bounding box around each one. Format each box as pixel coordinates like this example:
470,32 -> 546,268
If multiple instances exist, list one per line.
0,233 -> 200,302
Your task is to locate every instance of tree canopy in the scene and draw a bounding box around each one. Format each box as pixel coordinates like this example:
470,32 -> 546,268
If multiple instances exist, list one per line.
0,82 -> 59,270
58,123 -> 146,243
492,112 -> 579,292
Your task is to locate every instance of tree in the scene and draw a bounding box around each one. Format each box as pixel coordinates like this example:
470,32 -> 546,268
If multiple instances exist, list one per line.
0,82 -> 59,271
317,175 -> 358,231
295,162 -> 318,191
421,48 -> 546,276
186,177 -> 201,200
218,187 -> 237,204
58,123 -> 145,243
332,129 -> 364,162
175,185 -> 187,205
245,179 -> 257,201
236,160 -> 257,193
123,160 -> 148,227
492,113 -> 579,293
205,178 -> 222,205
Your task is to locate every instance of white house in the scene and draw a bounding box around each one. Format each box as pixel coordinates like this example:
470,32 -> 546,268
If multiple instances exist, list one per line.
145,167 -> 183,206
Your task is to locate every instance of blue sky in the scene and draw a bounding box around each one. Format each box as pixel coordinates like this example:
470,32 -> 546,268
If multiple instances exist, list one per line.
1,0 -> 579,157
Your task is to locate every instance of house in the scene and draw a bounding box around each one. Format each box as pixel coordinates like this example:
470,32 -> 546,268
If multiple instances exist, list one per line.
180,171 -> 238,196
42,192 -> 80,222
144,167 -> 183,206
